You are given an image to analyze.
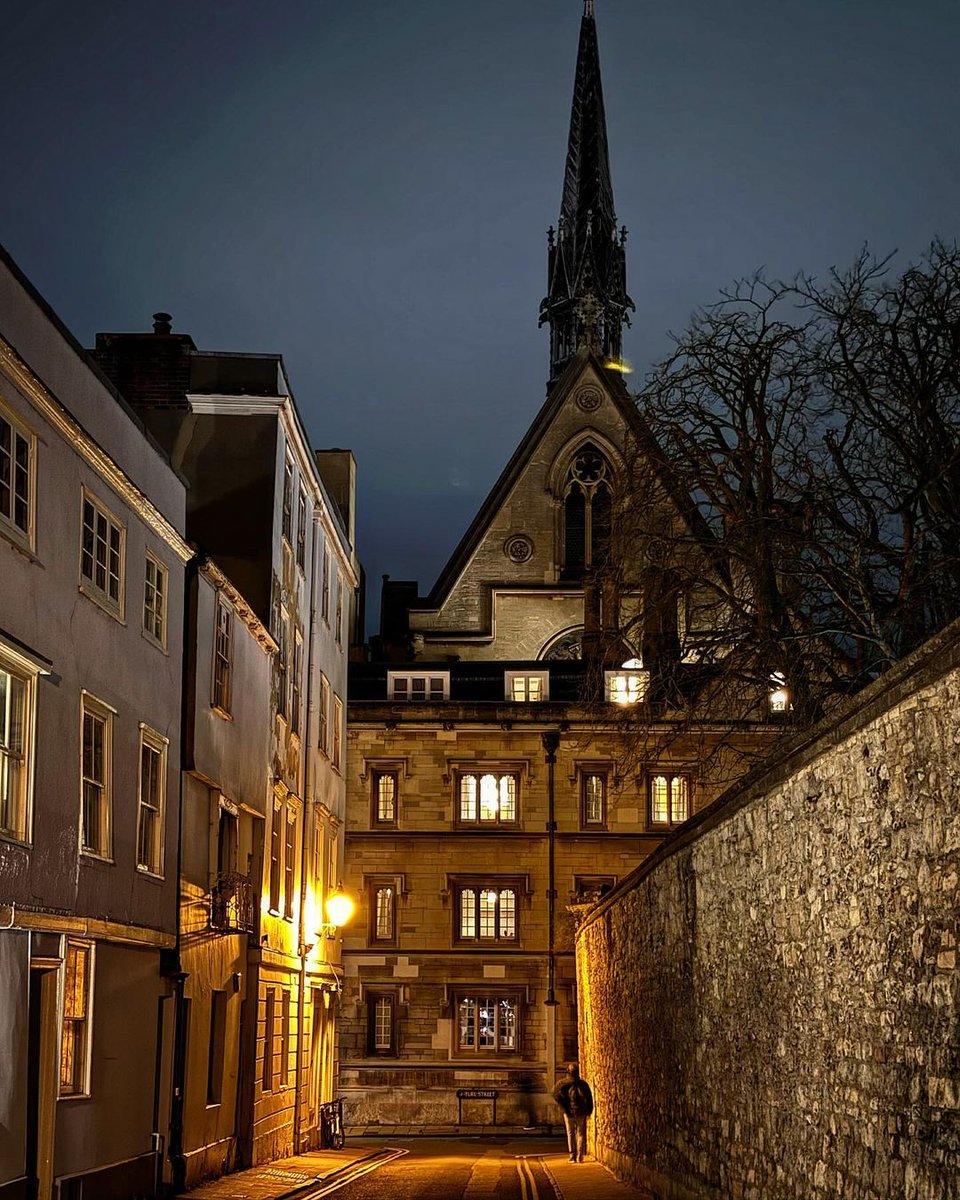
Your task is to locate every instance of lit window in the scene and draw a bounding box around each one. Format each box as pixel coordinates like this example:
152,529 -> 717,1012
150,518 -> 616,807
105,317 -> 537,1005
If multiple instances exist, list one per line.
319,673 -> 330,755
581,772 -> 607,827
296,487 -> 307,570
457,885 -> 518,942
282,459 -> 293,543
388,672 -> 449,701
0,405 -> 33,548
0,657 -> 33,843
373,770 -> 398,825
137,728 -> 167,875
604,669 -> 649,705
212,598 -> 232,712
367,992 -> 396,1056
80,695 -> 112,859
648,773 -> 690,828
269,799 -> 282,913
59,942 -> 93,1096
80,494 -> 124,616
371,883 -> 396,942
505,671 -> 548,702
768,673 -> 791,714
458,772 -> 518,825
457,994 -> 518,1053
332,696 -> 343,770
283,807 -> 297,920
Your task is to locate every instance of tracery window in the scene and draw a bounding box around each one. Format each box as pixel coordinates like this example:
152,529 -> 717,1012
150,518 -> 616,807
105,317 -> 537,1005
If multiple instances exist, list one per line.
562,445 -> 612,576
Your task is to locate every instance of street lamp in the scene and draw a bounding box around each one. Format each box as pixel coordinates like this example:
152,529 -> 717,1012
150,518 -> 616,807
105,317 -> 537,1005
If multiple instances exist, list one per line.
318,885 -> 354,938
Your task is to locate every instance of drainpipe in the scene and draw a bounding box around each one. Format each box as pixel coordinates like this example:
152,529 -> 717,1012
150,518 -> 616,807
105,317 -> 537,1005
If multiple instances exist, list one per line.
294,514 -> 322,1151
542,731 -> 561,1006
166,548 -> 203,1194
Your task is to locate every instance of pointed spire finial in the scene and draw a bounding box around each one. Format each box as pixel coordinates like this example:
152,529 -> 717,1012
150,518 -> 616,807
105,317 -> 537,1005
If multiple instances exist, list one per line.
584,1 -> 595,17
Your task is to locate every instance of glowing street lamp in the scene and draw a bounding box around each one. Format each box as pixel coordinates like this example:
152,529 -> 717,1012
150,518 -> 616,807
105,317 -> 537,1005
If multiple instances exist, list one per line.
320,886 -> 355,938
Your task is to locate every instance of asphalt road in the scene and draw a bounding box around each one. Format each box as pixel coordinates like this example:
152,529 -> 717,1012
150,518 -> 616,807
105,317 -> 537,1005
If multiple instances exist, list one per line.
326,1137 -> 566,1200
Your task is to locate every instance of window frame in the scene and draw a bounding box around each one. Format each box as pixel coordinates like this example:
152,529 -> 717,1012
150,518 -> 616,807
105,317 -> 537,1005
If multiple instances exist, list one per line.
281,458 -> 294,544
0,400 -> 35,551
262,988 -> 276,1093
79,692 -> 113,861
136,725 -> 168,877
318,673 -> 330,756
580,770 -> 608,829
335,575 -> 344,648
646,771 -> 692,829
368,878 -> 398,945
332,695 -> 343,771
79,490 -> 126,620
453,878 -> 521,945
366,990 -> 398,1057
504,671 -> 549,702
59,941 -> 95,1099
371,769 -> 399,827
387,671 -> 450,702
142,551 -> 168,650
454,990 -> 521,1057
276,608 -> 289,720
320,538 -> 330,622
455,770 -> 520,828
0,648 -> 37,846
604,669 -> 649,706
283,804 -> 298,920
212,596 -> 233,715
291,630 -> 304,736
296,486 -> 307,571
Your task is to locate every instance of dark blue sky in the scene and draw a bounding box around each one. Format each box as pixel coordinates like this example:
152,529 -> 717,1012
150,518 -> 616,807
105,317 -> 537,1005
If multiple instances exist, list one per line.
3,1 -> 959,624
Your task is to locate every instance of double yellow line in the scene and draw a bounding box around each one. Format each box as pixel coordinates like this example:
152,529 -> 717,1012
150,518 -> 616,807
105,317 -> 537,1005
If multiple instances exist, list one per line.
516,1155 -> 541,1200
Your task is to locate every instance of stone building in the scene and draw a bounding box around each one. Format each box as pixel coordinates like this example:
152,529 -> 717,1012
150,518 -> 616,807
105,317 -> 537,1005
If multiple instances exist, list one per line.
91,324 -> 360,1178
0,247 -> 189,1199
338,3 -> 776,1129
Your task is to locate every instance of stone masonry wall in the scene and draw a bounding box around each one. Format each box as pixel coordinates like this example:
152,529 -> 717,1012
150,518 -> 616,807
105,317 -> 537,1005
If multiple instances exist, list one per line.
576,624 -> 960,1200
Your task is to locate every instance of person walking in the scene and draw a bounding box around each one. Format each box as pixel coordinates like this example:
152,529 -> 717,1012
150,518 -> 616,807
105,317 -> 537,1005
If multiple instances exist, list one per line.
553,1062 -> 594,1162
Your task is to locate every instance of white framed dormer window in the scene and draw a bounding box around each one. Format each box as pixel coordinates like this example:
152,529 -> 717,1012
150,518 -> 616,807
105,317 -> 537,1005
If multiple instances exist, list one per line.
388,671 -> 449,701
604,666 -> 649,706
137,726 -> 168,876
80,491 -> 125,619
59,940 -> 94,1098
0,646 -> 38,845
0,400 -> 35,551
505,671 -> 548,702
143,552 -> 167,649
80,693 -> 113,860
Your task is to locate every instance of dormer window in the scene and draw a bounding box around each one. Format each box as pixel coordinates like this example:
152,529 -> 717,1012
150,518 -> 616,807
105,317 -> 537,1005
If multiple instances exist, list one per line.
562,445 -> 612,576
604,665 -> 649,705
505,671 -> 548,702
388,672 -> 449,701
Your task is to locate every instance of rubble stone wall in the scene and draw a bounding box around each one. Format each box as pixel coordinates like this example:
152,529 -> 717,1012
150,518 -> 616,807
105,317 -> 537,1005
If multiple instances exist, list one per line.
576,625 -> 960,1200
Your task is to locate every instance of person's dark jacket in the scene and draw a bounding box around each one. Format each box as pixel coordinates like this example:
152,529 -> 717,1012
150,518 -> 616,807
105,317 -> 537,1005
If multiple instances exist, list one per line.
554,1074 -> 594,1117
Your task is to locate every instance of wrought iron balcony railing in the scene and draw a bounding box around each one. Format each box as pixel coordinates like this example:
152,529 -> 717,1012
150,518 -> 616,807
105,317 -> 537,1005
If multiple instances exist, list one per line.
210,871 -> 254,933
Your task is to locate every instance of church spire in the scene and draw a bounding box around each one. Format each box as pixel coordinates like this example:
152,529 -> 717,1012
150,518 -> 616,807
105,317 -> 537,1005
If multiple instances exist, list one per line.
540,1 -> 633,383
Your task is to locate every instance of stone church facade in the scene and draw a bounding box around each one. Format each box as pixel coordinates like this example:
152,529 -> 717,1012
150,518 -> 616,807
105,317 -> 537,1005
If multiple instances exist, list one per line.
338,3 -> 775,1128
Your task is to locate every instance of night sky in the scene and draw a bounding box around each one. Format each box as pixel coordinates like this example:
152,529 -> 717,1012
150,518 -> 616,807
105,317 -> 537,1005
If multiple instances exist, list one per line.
3,1 -> 959,627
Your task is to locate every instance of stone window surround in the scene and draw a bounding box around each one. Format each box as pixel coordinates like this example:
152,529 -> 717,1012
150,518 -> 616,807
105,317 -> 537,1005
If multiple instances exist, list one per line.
365,988 -> 399,1057
370,768 -> 399,827
446,873 -> 531,946
0,635 -> 43,846
0,395 -> 35,552
366,874 -> 404,945
453,989 -> 524,1057
455,769 -> 520,827
579,768 -> 608,829
646,769 -> 693,829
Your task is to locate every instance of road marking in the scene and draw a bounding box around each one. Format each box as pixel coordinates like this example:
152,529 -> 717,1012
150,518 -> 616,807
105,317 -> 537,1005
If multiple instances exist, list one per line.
516,1155 -> 540,1200
298,1148 -> 408,1197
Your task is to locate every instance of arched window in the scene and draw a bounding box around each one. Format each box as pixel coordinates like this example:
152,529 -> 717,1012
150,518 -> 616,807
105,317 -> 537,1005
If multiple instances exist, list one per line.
562,445 -> 612,576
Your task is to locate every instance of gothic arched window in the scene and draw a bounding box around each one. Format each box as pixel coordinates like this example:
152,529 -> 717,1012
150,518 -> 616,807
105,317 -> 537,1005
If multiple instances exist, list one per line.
561,445 -> 612,577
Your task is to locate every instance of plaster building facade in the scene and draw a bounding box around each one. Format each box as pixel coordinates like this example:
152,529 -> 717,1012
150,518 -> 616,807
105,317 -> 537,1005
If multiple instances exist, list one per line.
0,248 -> 190,1199
91,327 -> 360,1180
339,4 -> 777,1129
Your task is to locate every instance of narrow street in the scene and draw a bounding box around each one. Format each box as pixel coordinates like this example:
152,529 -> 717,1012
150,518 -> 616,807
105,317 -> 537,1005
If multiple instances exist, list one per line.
317,1137 -> 652,1200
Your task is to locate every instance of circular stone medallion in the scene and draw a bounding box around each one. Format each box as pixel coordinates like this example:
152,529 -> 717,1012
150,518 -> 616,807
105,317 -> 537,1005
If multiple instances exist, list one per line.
504,534 -> 534,564
575,385 -> 603,412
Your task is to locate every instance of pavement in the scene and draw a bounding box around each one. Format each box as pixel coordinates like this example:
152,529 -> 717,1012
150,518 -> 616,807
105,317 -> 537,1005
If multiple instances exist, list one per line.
174,1145 -> 377,1199
174,1138 -> 654,1200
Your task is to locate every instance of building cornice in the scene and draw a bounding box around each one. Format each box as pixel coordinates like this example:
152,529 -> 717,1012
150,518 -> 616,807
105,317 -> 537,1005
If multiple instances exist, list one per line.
0,336 -> 193,564
1,904 -> 176,949
200,557 -> 278,653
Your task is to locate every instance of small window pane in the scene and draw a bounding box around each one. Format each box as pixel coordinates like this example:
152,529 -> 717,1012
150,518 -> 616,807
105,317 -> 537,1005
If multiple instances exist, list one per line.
460,888 -> 476,938
671,776 -> 689,823
458,999 -> 476,1048
499,775 -> 516,822
376,773 -> 396,823
584,773 -> 605,824
651,775 -> 670,824
499,889 -> 516,939
479,775 -> 499,822
374,997 -> 393,1051
478,999 -> 495,1047
499,999 -> 516,1049
460,776 -> 477,822
375,886 -> 394,940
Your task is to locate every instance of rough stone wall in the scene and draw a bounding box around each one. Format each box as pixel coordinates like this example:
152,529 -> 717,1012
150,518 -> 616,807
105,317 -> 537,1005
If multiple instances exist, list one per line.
576,628 -> 960,1200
